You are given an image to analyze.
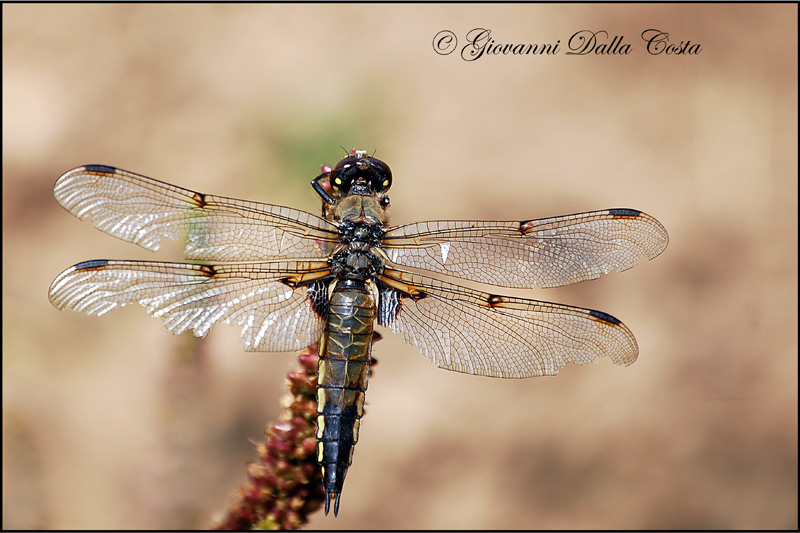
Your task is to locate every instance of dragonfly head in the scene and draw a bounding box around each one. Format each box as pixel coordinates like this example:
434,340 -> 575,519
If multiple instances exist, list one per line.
331,150 -> 393,196
313,150 -> 392,204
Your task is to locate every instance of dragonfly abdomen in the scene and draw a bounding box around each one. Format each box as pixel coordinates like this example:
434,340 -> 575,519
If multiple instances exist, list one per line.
316,278 -> 376,516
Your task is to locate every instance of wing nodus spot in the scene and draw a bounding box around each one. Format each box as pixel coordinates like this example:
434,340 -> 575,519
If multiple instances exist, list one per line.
518,220 -> 538,235
487,294 -> 505,308
198,264 -> 217,277
191,192 -> 207,207
589,309 -> 622,326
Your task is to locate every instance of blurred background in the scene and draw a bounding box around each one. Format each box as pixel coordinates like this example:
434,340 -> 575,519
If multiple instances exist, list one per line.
3,4 -> 797,529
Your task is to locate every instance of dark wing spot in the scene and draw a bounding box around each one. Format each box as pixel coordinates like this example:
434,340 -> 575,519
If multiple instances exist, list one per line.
377,284 -> 428,325
377,285 -> 401,326
191,192 -> 207,207
518,220 -> 542,235
73,259 -> 110,271
608,208 -> 642,218
280,278 -> 329,318
279,277 -> 299,289
83,164 -> 117,173
197,264 -> 217,277
307,280 -> 329,319
589,309 -> 622,326
487,294 -> 505,307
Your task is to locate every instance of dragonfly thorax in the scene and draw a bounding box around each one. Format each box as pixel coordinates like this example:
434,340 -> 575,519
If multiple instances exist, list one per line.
339,220 -> 384,245
330,230 -> 385,281
332,195 -> 389,226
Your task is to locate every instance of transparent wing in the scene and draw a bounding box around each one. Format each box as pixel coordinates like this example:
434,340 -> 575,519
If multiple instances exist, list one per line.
379,267 -> 638,378
48,259 -> 331,352
382,209 -> 668,288
54,165 -> 340,262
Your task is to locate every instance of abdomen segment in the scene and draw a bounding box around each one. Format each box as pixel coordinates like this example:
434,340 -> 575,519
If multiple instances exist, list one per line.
316,279 -> 376,516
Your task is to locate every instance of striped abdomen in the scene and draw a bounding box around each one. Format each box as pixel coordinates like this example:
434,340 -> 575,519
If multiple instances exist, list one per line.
317,279 -> 375,516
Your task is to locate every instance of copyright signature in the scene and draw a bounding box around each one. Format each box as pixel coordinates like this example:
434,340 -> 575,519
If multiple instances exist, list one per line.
432,30 -> 458,55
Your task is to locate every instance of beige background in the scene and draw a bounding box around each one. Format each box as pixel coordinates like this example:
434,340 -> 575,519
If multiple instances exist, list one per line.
3,4 -> 797,529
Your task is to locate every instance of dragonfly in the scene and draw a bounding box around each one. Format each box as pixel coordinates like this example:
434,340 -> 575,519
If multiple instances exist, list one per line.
48,150 -> 668,516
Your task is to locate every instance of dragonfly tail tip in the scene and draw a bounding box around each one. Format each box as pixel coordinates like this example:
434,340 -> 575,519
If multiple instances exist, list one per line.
324,490 -> 341,516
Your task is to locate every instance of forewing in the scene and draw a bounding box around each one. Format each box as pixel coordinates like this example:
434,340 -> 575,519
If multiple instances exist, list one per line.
379,268 -> 638,378
54,165 -> 340,261
48,259 -> 331,352
382,209 -> 668,288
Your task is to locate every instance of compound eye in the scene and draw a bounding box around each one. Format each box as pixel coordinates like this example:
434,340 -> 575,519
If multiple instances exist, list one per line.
330,156 -> 359,193
369,158 -> 393,192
